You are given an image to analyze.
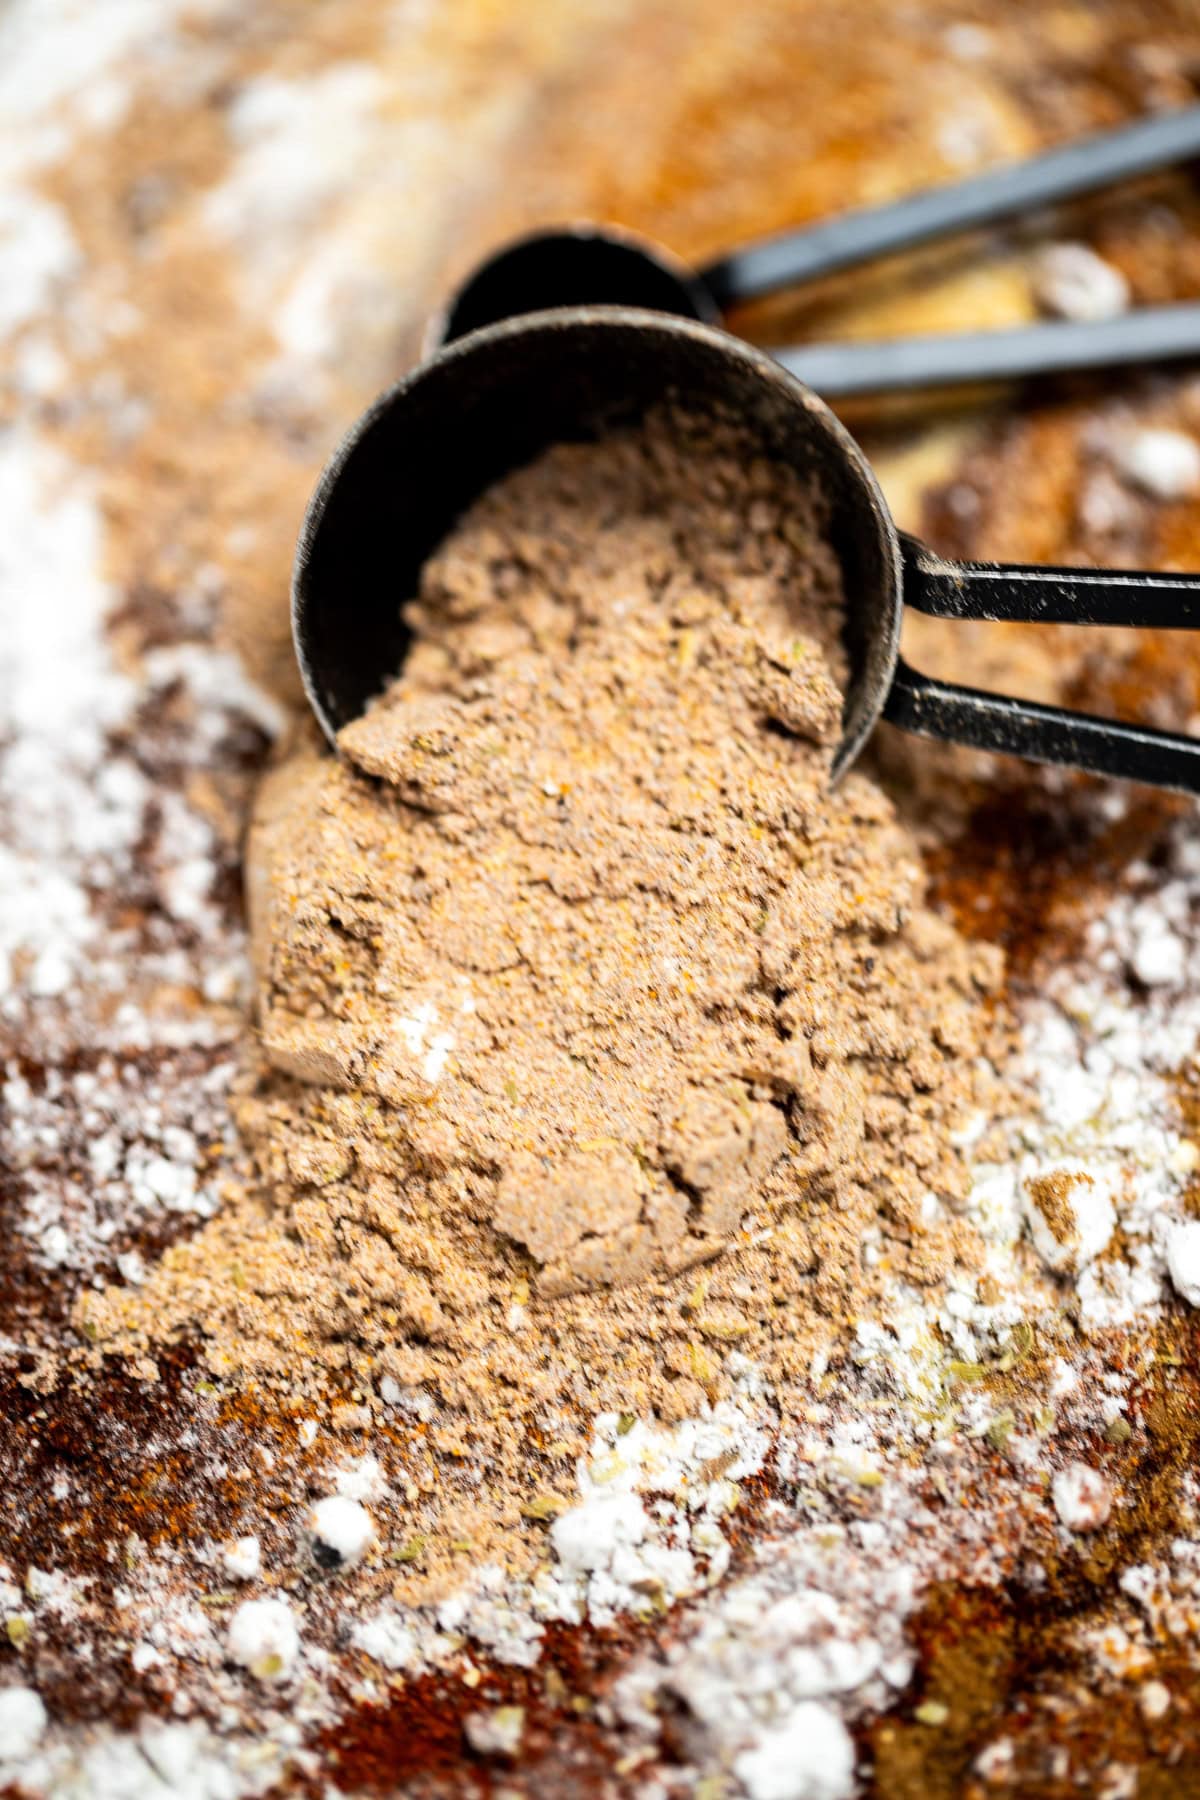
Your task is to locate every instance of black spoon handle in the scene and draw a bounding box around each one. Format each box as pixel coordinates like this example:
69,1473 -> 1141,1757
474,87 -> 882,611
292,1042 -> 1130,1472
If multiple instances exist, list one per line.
888,537 -> 1200,792
777,302 -> 1200,396
703,104 -> 1200,310
886,661 -> 1200,793
902,535 -> 1200,628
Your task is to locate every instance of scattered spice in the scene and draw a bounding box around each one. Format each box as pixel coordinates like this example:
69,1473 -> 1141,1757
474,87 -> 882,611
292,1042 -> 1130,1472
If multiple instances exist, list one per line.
81,406 -> 1004,1581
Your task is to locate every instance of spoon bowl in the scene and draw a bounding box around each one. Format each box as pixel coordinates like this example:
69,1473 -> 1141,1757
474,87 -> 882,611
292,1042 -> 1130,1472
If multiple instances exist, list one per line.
293,307 -> 901,781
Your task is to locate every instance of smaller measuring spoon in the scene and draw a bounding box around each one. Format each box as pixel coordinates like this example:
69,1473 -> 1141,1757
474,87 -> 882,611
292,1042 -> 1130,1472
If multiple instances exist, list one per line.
294,309 -> 1200,794
429,105 -> 1200,393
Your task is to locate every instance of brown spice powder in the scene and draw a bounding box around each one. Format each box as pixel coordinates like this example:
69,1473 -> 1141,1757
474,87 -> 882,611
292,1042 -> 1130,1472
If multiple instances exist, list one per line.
1026,1170 -> 1094,1252
80,406 -> 1008,1581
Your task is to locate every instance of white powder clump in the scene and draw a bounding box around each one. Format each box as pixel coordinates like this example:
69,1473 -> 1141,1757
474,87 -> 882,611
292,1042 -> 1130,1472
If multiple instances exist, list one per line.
1052,1462 -> 1113,1532
541,1402 -> 770,1627
1166,1219 -> 1200,1306
1077,468 -> 1139,539
1032,243 -> 1129,322
1112,428 -> 1200,500
128,1149 -> 199,1213
463,1705 -> 525,1759
732,1702 -> 856,1800
0,1685 -> 48,1760
352,1609 -> 416,1671
392,998 -> 455,1082
550,1489 -> 648,1574
334,1454 -> 388,1502
220,1536 -> 261,1582
1021,1163 -> 1117,1274
305,1495 -> 375,1571
1124,896 -> 1188,987
226,1597 -> 300,1682
974,1739 -> 1015,1781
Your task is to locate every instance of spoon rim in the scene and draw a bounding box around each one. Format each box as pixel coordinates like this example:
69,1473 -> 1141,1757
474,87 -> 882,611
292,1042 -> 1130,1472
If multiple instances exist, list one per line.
292,304 -> 903,776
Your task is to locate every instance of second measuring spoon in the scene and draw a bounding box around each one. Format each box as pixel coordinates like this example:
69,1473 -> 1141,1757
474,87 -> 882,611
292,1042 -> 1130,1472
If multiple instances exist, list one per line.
432,105 -> 1200,395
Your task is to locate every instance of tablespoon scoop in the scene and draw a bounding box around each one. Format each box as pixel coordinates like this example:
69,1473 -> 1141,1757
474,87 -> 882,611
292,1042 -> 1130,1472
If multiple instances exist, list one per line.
294,308 -> 1200,793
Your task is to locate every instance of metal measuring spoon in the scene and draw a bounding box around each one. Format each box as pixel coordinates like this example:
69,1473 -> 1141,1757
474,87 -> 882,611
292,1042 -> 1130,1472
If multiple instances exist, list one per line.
430,105 -> 1200,395
293,309 -> 1200,793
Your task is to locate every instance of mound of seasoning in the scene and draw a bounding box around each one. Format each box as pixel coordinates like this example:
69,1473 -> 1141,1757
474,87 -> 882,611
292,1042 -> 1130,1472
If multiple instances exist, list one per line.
81,406 -> 1006,1577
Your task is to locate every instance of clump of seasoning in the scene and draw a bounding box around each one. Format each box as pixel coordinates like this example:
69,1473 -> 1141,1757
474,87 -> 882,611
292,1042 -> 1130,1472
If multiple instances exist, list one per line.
80,405 -> 1006,1578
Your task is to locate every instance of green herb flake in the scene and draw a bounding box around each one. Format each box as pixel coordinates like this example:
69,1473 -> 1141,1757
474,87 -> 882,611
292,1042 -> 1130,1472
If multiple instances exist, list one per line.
985,1409 -> 1016,1453
945,1360 -> 987,1384
521,1495 -> 566,1522
392,1535 -> 428,1565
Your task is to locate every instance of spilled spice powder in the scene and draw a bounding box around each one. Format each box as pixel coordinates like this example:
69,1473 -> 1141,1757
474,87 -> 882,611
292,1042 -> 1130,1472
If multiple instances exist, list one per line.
81,405 -> 1008,1580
